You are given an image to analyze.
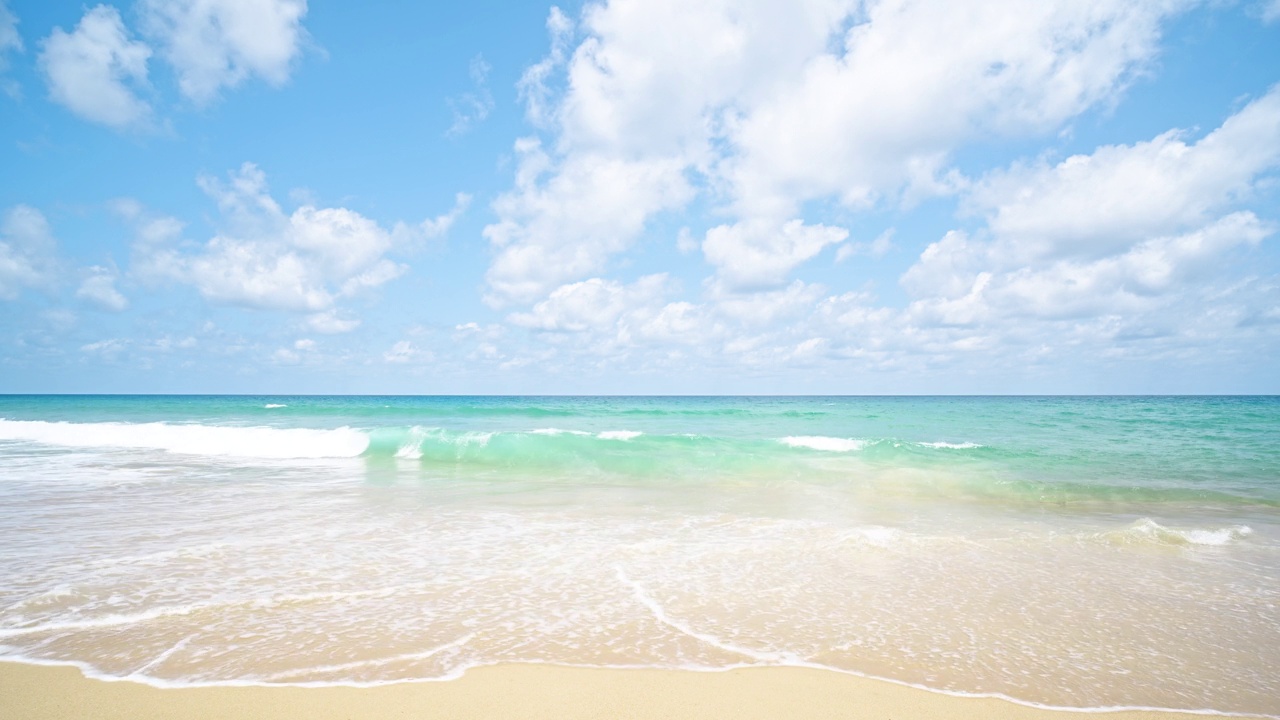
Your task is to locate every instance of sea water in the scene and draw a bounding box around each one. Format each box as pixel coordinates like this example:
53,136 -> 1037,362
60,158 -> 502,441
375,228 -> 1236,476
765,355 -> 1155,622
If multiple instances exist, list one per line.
0,396 -> 1277,714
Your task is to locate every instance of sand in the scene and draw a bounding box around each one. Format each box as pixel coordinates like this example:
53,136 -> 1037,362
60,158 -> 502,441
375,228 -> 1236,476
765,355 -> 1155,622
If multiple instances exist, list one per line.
0,660 -> 1231,720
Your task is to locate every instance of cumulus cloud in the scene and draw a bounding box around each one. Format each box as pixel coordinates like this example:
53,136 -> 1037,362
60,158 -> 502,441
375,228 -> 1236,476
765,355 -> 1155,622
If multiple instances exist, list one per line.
484,139 -> 692,305
968,85 -> 1280,264
128,163 -> 434,317
462,72 -> 1280,383
485,0 -> 1193,308
901,87 -> 1280,329
509,274 -> 673,332
38,5 -> 152,129
139,0 -> 308,104
76,267 -> 128,311
0,205 -> 58,299
724,0 -> 1190,216
905,213 -> 1272,326
703,219 -> 847,289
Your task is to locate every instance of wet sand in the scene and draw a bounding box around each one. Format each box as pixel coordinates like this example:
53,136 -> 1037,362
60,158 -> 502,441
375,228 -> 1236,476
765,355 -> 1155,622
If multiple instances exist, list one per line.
0,660 -> 1229,720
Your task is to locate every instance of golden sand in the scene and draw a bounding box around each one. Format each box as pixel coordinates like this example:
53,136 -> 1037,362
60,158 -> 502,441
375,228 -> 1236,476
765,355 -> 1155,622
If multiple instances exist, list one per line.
0,660 -> 1229,720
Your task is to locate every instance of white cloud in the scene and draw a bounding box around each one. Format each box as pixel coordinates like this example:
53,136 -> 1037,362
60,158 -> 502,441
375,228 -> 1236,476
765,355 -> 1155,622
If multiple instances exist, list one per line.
76,267 -> 128,311
447,55 -> 494,137
485,0 -> 1196,314
509,274 -> 672,332
557,0 -> 850,160
969,85 -> 1280,264
0,205 -> 57,299
143,335 -> 197,352
80,338 -> 128,356
703,219 -> 847,289
470,73 -> 1280,382
38,5 -> 152,129
709,279 -> 827,328
835,229 -> 894,263
517,6 -> 573,128
991,213 -> 1270,320
0,1 -> 19,52
305,310 -> 360,334
116,201 -> 188,284
135,163 -> 407,313
725,0 -> 1190,217
904,213 -> 1273,326
419,192 -> 471,238
484,140 -> 692,305
383,340 -> 431,364
0,0 -> 22,80
139,0 -> 308,104
900,89 -> 1280,328
270,338 -> 314,365
486,0 -> 852,305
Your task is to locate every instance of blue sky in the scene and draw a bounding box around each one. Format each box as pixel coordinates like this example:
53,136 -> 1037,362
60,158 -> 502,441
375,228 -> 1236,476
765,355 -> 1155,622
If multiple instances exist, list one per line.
1,0 -> 1278,394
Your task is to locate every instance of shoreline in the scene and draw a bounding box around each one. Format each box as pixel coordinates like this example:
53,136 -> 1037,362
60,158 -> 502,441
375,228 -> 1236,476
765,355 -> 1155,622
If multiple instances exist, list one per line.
0,660 -> 1255,720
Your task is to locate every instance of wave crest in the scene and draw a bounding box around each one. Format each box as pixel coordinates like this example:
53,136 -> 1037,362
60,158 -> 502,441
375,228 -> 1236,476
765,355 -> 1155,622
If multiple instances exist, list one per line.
1103,519 -> 1254,547
0,419 -> 368,459
779,436 -> 866,452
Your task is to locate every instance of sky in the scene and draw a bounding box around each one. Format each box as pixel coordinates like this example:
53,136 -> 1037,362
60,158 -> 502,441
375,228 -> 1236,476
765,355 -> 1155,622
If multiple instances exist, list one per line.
1,0 -> 1279,394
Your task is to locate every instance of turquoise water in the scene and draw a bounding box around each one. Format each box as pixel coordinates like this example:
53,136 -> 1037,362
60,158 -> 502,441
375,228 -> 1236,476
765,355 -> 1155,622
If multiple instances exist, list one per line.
0,396 -> 1277,714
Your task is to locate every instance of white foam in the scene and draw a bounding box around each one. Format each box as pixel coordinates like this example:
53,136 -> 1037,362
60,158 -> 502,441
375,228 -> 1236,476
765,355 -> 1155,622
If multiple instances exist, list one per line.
0,419 -> 368,459
263,404 -> 287,409
0,601 -> 219,638
453,431 -> 494,446
132,634 -> 197,675
1114,519 -> 1254,547
530,428 -> 592,436
394,445 -> 423,460
615,566 -> 795,664
779,436 -> 866,452
918,441 -> 983,449
262,634 -> 473,681
854,526 -> 901,547
597,430 -> 643,441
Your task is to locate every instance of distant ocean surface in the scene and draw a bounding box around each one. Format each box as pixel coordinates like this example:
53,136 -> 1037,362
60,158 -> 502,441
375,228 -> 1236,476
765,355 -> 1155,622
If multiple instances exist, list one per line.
1,395 -> 1277,715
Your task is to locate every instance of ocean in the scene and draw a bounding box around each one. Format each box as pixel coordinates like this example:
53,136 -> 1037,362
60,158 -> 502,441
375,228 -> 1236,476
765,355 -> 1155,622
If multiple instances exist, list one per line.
0,395 -> 1276,715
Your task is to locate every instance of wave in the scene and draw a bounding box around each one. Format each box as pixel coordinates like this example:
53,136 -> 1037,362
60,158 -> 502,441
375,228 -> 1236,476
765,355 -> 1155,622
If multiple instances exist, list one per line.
779,436 -> 866,452
1099,519 -> 1254,547
529,428 -> 592,436
597,430 -> 642,440
0,419 -> 368,459
1,420 -> 1267,509
264,404 -> 287,409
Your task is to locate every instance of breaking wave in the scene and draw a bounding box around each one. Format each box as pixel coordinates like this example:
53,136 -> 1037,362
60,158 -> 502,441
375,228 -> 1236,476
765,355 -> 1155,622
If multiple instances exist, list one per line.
779,436 -> 866,452
0,419 -> 368,459
1099,519 -> 1254,547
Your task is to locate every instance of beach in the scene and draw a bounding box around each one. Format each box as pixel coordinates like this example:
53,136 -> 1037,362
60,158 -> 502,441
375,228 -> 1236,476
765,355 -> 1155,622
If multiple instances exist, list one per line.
0,661 -> 1228,720
1,396 -> 1277,716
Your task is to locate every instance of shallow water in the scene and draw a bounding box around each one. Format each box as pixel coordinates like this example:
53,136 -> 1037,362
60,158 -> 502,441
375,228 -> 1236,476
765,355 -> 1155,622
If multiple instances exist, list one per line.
0,396 -> 1277,714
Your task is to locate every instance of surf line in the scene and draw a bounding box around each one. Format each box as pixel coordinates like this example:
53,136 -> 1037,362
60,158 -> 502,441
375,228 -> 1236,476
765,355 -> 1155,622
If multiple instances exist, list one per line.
614,566 -> 800,665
